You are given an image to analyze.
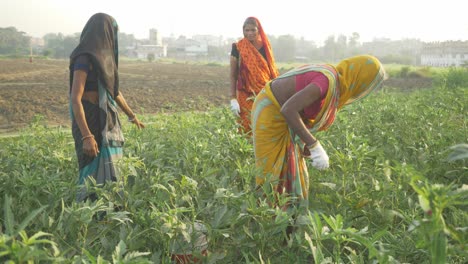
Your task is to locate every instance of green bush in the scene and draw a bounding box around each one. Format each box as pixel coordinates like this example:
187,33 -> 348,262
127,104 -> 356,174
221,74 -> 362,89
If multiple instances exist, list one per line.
445,67 -> 468,88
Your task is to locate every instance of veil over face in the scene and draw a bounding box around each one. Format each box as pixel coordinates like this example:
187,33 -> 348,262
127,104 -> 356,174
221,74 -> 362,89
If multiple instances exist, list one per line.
70,13 -> 119,97
335,55 -> 386,109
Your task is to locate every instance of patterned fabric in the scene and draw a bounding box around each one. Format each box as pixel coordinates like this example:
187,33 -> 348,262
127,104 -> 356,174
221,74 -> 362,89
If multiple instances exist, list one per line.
277,55 -> 385,133
252,82 -> 310,210
237,89 -> 256,134
236,17 -> 278,133
69,13 -> 124,202
236,38 -> 278,93
276,64 -> 339,132
335,55 -> 386,109
71,84 -> 124,202
252,55 -> 385,209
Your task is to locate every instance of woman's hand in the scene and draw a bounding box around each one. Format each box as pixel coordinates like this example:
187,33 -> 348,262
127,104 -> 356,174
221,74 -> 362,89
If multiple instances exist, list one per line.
115,93 -> 145,129
82,135 -> 99,157
230,99 -> 241,116
129,115 -> 145,129
307,141 -> 329,170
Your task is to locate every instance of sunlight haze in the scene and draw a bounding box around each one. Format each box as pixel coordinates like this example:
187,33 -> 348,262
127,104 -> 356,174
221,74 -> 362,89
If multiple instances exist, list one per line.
1,0 -> 466,43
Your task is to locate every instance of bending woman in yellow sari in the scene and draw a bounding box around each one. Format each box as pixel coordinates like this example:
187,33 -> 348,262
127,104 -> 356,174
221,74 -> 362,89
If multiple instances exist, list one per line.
252,55 -> 386,210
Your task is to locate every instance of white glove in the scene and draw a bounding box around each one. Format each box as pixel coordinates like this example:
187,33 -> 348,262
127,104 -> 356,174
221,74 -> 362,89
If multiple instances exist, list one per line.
230,99 -> 240,116
308,141 -> 329,170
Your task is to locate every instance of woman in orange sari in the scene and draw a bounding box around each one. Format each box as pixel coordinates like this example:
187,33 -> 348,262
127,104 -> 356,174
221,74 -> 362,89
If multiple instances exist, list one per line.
229,17 -> 279,135
252,55 -> 386,211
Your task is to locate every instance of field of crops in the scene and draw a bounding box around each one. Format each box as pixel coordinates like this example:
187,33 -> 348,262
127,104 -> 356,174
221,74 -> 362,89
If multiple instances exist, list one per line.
0,60 -> 467,263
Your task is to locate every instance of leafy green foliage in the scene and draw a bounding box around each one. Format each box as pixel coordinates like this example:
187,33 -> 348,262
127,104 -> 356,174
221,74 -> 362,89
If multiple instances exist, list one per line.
0,27 -> 31,55
433,67 -> 468,89
0,85 -> 466,263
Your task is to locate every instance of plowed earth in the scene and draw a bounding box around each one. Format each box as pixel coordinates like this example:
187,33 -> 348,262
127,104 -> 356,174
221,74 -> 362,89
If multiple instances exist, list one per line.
0,58 -> 431,133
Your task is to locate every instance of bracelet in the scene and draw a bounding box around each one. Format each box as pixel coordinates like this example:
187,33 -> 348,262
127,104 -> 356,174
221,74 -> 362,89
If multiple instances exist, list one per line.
128,115 -> 136,122
81,134 -> 94,141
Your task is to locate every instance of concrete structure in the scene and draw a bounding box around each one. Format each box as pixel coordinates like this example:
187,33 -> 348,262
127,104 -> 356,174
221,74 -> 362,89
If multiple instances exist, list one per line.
185,41 -> 208,57
131,28 -> 167,59
132,44 -> 167,59
362,38 -> 422,65
192,34 -> 225,47
421,41 -> 468,67
149,28 -> 163,46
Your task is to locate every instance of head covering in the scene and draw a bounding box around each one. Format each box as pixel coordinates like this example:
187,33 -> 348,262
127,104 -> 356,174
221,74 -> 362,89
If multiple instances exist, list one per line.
70,13 -> 119,97
236,17 -> 279,93
335,55 -> 385,109
275,55 -> 385,132
245,16 -> 278,78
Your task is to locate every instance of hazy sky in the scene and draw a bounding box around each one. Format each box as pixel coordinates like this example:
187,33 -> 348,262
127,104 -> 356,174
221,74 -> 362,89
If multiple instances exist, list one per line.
1,0 -> 466,44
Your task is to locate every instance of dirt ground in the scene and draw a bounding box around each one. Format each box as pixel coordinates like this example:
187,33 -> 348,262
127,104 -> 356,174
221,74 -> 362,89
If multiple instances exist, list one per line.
0,58 -> 230,133
0,58 -> 431,133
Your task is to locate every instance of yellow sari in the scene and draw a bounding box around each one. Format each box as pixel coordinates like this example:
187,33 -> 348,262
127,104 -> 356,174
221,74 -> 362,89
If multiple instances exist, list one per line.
251,55 -> 385,209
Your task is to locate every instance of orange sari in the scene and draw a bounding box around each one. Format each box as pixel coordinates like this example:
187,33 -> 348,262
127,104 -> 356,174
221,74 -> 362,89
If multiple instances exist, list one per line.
235,17 -> 278,134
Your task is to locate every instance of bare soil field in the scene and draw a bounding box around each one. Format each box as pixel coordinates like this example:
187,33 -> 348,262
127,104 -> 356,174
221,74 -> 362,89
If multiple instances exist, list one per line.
0,58 -> 431,133
0,58 -> 230,133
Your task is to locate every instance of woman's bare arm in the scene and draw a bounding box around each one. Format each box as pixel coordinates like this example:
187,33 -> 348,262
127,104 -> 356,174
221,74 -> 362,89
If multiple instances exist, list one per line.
280,83 -> 322,147
70,70 -> 99,157
229,56 -> 239,99
115,93 -> 145,128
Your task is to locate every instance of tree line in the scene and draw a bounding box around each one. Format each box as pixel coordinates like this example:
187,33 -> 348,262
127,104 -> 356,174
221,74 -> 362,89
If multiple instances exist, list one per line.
1,26 -> 420,64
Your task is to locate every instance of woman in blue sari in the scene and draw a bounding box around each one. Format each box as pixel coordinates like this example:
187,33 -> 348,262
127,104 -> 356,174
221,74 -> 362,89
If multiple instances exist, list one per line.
69,13 -> 144,202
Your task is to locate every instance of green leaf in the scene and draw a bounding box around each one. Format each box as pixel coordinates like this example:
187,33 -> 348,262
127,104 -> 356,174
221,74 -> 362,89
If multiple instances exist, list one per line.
16,205 -> 48,236
431,232 -> 447,264
3,195 -> 14,236
212,205 -> 228,228
447,144 -> 468,161
113,240 -> 127,261
305,232 -> 325,263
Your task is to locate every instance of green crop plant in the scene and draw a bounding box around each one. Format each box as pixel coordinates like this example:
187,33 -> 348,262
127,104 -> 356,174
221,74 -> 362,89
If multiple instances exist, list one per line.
0,81 -> 466,263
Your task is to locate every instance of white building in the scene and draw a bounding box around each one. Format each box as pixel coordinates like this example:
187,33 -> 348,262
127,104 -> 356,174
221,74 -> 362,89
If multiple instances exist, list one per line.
421,41 -> 468,67
185,42 -> 208,57
192,34 -> 225,47
131,28 -> 167,59
149,28 -> 163,46
133,44 -> 167,59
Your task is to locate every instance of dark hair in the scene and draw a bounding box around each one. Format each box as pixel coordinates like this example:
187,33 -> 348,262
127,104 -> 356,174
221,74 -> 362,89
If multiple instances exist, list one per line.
243,17 -> 259,29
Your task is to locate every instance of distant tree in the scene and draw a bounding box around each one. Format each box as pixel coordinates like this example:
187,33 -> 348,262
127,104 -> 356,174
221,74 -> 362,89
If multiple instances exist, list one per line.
119,32 -> 136,47
207,45 -> 226,61
43,33 -> 65,58
348,32 -> 362,56
336,34 -> 347,59
380,54 -> 413,65
274,35 -> 296,62
323,35 -> 337,62
63,33 -> 79,58
119,32 -> 136,56
42,49 -> 52,58
0,27 -> 31,55
147,53 -> 155,62
41,32 -> 79,58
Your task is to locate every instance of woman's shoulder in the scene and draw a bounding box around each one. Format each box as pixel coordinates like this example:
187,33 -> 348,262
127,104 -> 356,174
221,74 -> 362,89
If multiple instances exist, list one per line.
73,54 -> 95,72
74,54 -> 91,64
230,43 -> 239,58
